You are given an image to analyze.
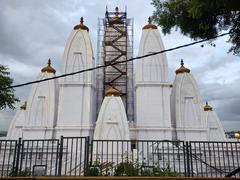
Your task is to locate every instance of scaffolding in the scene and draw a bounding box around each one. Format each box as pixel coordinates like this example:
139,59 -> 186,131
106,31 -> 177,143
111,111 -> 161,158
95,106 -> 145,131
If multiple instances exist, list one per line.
96,7 -> 134,121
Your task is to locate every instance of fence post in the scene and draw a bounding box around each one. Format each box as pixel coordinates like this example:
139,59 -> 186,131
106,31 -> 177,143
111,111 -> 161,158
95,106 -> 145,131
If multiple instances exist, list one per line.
14,138 -> 22,176
58,136 -> 64,176
89,139 -> 93,167
184,141 -> 190,177
189,142 -> 194,177
184,141 -> 193,177
84,136 -> 90,176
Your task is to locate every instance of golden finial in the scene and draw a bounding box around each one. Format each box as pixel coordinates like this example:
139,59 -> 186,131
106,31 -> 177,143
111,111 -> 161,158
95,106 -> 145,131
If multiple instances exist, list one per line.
41,58 -> 56,74
148,17 -> 152,24
48,59 -> 51,66
109,7 -> 123,25
143,16 -> 157,30
74,17 -> 89,31
204,102 -> 213,111
20,101 -> 27,110
115,6 -> 119,17
105,87 -> 121,97
80,17 -> 84,24
181,59 -> 184,66
175,59 -> 190,74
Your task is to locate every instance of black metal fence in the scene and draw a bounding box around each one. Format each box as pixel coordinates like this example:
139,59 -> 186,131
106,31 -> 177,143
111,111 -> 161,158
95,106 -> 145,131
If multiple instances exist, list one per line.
0,137 -> 88,177
189,141 -> 240,177
0,140 -> 17,177
0,137 -> 239,177
58,137 -> 89,176
89,140 -> 186,176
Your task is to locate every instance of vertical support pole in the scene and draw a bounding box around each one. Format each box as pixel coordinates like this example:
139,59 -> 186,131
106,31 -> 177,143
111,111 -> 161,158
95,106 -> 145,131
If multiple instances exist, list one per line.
84,136 -> 90,176
14,138 -> 22,176
12,141 -> 17,176
189,142 -> 194,177
58,136 -> 64,176
19,138 -> 24,175
185,141 -> 192,177
54,139 -> 59,176
90,140 -> 93,167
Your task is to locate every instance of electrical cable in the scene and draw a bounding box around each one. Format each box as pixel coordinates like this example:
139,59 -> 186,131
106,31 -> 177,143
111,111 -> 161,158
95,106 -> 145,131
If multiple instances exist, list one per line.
0,32 -> 231,90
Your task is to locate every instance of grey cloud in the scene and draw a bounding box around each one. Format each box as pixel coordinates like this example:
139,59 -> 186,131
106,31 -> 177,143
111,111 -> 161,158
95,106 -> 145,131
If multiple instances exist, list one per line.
198,78 -> 240,129
0,0 -> 80,68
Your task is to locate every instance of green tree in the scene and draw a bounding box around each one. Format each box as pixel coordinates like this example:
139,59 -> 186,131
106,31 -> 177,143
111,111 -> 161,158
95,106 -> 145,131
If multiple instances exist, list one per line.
151,0 -> 240,55
0,65 -> 19,110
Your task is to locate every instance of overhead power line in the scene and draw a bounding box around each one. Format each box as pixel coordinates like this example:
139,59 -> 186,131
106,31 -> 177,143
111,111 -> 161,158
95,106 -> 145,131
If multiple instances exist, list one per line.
0,32 -> 231,90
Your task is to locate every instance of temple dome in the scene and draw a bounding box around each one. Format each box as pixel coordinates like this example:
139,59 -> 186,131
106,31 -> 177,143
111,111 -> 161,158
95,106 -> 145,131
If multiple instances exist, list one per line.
143,17 -> 157,30
41,59 -> 56,74
74,17 -> 89,31
176,59 -> 190,74
105,87 -> 121,97
204,102 -> 213,111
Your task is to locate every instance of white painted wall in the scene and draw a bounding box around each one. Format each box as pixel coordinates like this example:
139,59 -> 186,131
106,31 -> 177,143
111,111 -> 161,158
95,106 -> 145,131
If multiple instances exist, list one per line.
56,28 -> 95,138
171,72 -> 208,141
135,28 -> 172,140
7,71 -> 59,139
204,109 -> 226,141
94,96 -> 130,140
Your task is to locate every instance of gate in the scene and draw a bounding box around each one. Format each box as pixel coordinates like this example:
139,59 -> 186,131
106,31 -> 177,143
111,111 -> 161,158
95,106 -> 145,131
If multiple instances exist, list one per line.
19,139 -> 59,176
57,136 -> 89,176
0,136 -> 89,177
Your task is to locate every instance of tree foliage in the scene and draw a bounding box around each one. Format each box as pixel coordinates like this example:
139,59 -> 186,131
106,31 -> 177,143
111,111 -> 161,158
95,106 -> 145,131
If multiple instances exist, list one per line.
152,0 -> 240,55
0,65 -> 19,110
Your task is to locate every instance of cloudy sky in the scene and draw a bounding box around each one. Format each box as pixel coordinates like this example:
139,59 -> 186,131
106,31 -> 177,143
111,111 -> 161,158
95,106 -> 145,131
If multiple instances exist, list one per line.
0,0 -> 240,132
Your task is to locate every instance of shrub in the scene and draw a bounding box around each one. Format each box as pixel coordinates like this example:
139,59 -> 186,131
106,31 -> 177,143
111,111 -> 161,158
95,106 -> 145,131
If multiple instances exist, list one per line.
9,168 -> 31,177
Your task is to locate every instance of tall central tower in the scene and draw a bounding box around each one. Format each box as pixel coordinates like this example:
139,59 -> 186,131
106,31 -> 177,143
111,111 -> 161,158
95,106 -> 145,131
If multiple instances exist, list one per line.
96,7 -> 134,121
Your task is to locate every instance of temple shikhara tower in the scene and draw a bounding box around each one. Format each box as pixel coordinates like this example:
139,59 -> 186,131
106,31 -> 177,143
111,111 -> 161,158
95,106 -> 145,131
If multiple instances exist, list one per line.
7,7 -> 226,142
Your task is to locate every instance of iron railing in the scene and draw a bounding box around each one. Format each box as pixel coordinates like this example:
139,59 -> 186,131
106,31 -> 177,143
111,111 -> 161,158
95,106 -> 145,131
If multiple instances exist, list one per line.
89,140 -> 186,176
58,136 -> 88,176
189,141 -> 240,177
0,137 -> 239,177
0,140 -> 17,177
19,139 -> 59,176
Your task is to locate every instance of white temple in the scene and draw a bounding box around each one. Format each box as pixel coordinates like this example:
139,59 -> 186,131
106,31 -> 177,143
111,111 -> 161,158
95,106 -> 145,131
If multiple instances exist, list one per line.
94,87 -> 130,141
7,9 -> 226,141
